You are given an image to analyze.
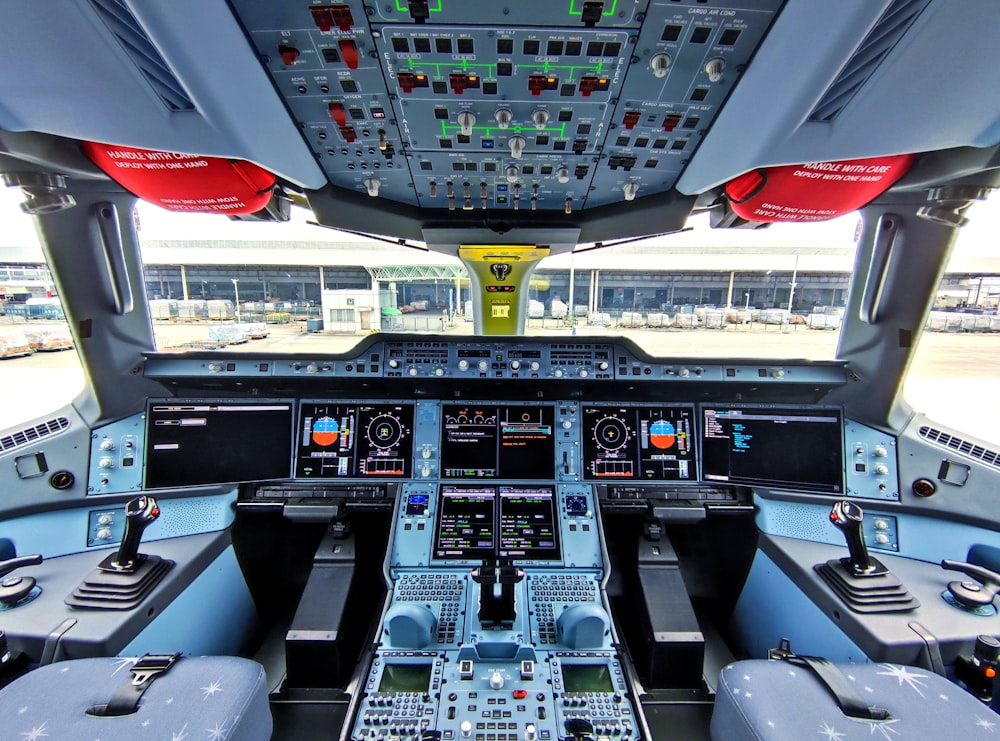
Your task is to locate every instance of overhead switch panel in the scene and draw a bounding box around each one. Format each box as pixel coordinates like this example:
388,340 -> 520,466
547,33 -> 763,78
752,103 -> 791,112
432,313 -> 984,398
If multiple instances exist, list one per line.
231,0 -> 784,210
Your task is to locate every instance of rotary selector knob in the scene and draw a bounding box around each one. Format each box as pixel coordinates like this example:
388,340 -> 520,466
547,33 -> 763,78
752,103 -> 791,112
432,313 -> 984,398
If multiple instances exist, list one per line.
874,446 -> 888,457
508,136 -> 526,159
408,366 -> 419,376
506,165 -> 519,184
525,724 -> 537,741
510,360 -> 521,370
364,177 -> 381,197
873,464 -> 889,475
562,420 -> 572,430
307,363 -> 320,373
489,670 -> 504,690
771,369 -> 785,378
208,362 -> 223,373
421,463 -> 432,478
874,519 -> 890,530
553,369 -> 564,378
531,109 -> 550,130
650,52 -> 672,78
98,457 -> 114,469
530,361 -> 540,371
578,368 -> 588,378
495,109 -> 512,129
557,167 -> 570,184
422,447 -> 433,459
96,528 -> 112,540
623,182 -> 639,201
458,110 -> 476,136
678,367 -> 690,377
458,359 -> 470,371
388,359 -> 400,369
875,532 -> 890,545
433,367 -> 445,377
478,360 -> 489,372
98,514 -> 113,525
705,57 -> 726,82
461,720 -> 473,738
597,361 -> 609,371
99,439 -> 114,451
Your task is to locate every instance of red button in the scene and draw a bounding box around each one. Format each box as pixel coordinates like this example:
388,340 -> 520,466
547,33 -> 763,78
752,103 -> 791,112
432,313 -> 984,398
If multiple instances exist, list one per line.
513,689 -> 528,699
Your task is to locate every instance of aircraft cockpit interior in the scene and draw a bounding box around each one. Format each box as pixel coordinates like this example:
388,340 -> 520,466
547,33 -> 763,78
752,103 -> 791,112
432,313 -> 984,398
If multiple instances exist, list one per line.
1,0 -> 1000,739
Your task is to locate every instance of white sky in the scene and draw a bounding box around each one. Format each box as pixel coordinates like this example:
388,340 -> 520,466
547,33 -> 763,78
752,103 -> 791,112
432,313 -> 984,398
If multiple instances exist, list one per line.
0,185 -> 997,259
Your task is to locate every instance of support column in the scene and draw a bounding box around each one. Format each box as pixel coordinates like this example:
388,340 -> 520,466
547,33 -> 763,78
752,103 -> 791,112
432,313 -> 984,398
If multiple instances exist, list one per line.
725,271 -> 735,308
180,264 -> 189,300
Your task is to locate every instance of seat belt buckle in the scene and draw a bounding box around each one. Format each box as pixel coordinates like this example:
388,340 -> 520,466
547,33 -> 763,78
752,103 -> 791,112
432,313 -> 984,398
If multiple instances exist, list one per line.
130,652 -> 180,687
767,638 -> 795,661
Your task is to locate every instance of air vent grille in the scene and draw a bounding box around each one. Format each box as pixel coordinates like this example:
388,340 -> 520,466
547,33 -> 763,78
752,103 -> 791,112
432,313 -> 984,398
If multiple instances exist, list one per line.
808,0 -> 930,122
1,417 -> 70,452
919,425 -> 1000,469
89,0 -> 195,111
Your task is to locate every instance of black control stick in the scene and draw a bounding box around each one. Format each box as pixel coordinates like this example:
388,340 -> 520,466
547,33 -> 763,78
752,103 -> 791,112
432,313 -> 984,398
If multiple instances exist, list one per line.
108,495 -> 160,572
829,500 -> 877,576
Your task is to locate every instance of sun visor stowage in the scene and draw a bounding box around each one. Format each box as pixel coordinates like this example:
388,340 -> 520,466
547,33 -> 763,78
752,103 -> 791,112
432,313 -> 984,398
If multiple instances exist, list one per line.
725,154 -> 914,223
81,142 -> 276,215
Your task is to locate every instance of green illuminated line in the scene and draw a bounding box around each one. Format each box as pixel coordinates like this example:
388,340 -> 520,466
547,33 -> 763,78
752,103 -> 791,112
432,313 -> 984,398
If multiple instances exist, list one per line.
395,0 -> 443,11
568,0 -> 618,17
440,123 -> 567,135
529,64 -> 602,72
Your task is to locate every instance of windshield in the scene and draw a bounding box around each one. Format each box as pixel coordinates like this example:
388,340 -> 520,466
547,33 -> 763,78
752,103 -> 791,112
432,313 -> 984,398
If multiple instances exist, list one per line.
3,188 -> 998,433
129,200 -> 860,361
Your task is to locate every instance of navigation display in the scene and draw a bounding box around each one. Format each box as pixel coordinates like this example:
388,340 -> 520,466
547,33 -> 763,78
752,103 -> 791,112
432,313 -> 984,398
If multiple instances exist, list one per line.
440,404 -> 555,479
582,405 -> 696,481
295,403 -> 414,478
701,406 -> 844,493
433,485 -> 560,561
145,401 -> 292,488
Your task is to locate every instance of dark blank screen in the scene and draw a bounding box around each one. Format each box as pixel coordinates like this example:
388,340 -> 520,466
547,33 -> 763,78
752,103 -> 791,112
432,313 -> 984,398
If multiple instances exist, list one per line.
145,402 -> 292,488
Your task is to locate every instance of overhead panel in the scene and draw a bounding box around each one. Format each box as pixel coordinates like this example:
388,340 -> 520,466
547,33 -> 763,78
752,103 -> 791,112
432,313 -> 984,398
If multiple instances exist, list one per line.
229,0 -> 783,211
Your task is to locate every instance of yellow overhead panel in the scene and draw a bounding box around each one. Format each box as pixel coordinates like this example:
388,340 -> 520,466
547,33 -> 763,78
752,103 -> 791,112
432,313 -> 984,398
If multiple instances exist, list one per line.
458,245 -> 550,335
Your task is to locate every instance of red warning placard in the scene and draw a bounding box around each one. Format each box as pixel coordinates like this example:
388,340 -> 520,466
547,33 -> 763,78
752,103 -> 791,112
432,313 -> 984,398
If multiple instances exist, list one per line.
725,154 -> 914,223
82,142 -> 276,215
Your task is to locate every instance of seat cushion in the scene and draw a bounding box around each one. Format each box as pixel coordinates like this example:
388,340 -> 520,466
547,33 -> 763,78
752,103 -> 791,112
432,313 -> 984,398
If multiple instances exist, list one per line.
712,659 -> 1000,740
2,655 -> 271,741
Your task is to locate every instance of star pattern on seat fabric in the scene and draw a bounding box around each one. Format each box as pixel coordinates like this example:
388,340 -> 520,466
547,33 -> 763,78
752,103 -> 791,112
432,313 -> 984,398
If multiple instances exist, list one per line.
817,721 -> 845,740
876,664 -> 928,698
201,680 -> 224,699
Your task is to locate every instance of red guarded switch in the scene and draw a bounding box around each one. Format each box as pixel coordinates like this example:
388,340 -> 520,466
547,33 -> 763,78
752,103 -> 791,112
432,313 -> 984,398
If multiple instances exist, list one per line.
331,5 -> 354,31
339,126 -> 357,143
527,75 -> 547,96
328,103 -> 347,127
310,5 -> 353,32
339,39 -> 359,70
397,72 -> 417,93
277,44 -> 300,66
623,111 -> 640,130
662,113 -> 682,132
449,74 -> 468,95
